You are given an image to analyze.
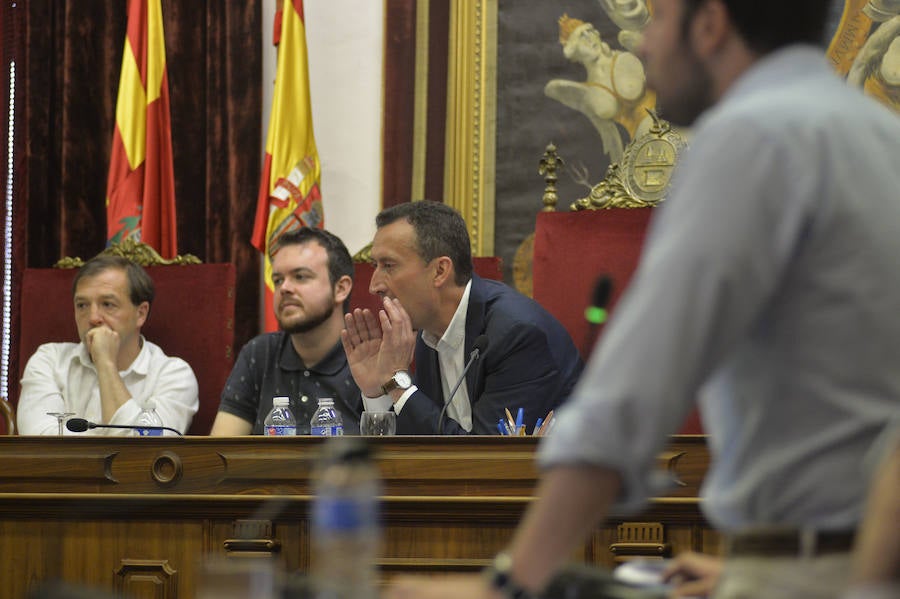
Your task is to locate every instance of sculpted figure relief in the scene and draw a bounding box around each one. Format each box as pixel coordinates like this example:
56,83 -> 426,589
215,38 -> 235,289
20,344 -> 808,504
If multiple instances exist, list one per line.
544,14 -> 656,163
848,2 -> 900,113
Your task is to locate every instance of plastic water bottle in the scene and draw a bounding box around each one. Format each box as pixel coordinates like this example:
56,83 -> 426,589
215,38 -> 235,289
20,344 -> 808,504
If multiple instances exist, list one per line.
264,396 -> 297,436
311,438 -> 381,599
134,398 -> 164,437
310,397 -> 343,436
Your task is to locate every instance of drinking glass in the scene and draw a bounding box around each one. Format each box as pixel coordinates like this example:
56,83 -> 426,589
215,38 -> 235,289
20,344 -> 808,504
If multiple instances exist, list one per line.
359,411 -> 396,436
46,412 -> 76,436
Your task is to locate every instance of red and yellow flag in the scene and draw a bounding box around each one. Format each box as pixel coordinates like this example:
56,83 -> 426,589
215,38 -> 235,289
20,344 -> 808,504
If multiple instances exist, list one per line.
106,0 -> 177,258
253,0 -> 323,331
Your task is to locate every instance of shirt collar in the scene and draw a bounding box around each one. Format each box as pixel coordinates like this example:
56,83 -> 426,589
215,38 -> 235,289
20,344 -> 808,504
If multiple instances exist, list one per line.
422,280 -> 472,352
697,45 -> 827,128
279,333 -> 347,376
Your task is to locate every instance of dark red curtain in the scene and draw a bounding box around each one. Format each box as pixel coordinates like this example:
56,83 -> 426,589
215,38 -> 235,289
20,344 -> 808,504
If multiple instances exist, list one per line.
3,0 -> 262,390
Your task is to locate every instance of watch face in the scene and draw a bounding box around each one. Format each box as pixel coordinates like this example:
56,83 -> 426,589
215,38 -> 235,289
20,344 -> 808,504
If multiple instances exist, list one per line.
394,371 -> 412,388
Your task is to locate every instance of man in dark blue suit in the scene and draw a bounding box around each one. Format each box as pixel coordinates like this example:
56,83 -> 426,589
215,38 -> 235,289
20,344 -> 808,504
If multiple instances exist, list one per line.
342,201 -> 582,435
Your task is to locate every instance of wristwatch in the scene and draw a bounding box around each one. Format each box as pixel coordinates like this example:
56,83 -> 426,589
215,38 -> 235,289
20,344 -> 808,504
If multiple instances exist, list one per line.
484,552 -> 533,599
380,370 -> 412,395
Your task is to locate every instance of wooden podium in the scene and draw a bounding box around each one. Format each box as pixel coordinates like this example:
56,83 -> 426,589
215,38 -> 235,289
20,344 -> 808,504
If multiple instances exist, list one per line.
0,436 -> 714,598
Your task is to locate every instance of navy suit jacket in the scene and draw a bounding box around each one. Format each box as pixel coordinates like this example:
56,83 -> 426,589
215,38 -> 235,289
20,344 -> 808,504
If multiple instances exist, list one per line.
396,275 -> 583,434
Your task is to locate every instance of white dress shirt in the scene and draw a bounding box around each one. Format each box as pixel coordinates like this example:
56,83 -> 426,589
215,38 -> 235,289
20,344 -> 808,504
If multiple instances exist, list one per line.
18,338 -> 199,436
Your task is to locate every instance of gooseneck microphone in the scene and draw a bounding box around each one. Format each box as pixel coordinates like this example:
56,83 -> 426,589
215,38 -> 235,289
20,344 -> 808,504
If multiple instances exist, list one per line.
66,417 -> 183,436
436,334 -> 489,434
583,274 -> 613,356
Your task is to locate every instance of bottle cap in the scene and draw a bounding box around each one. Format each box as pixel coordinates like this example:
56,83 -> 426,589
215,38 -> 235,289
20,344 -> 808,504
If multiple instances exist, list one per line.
321,437 -> 372,464
317,397 -> 335,406
143,398 -> 157,410
273,396 -> 290,407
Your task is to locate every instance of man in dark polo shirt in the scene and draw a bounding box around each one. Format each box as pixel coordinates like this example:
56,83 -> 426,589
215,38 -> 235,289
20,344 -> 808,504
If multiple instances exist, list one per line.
210,227 -> 362,435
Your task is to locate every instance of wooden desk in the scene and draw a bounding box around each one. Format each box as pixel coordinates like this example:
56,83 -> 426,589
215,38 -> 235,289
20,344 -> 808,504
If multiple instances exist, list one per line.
0,436 -> 713,598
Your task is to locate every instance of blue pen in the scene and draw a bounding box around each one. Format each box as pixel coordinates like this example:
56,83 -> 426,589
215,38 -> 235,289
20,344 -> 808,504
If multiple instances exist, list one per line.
497,418 -> 508,435
532,417 -> 543,436
515,407 -> 524,434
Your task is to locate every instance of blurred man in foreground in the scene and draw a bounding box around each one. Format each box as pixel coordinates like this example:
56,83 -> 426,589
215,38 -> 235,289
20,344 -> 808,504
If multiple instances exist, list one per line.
388,1 -> 900,597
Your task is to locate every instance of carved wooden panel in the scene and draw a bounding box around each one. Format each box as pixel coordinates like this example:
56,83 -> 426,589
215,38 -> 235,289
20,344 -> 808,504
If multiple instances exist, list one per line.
115,559 -> 177,599
0,436 -> 714,596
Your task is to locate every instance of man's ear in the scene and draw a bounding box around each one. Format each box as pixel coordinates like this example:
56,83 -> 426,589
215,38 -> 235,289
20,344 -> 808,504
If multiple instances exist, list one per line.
334,274 -> 353,305
689,0 -> 732,58
136,301 -> 150,327
431,256 -> 455,288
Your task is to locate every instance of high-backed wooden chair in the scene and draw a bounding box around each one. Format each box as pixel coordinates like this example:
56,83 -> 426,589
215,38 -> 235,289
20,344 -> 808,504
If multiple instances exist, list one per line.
0,398 -> 15,435
16,262 -> 235,435
529,127 -> 701,433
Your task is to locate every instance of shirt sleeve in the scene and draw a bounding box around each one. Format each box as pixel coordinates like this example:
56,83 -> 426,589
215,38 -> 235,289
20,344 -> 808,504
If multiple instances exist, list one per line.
18,344 -> 70,436
111,355 -> 199,434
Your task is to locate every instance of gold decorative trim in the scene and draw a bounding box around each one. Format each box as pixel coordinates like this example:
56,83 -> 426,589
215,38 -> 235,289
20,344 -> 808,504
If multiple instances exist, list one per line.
538,143 -> 564,212
352,243 -> 373,263
54,239 -> 202,269
411,0 -> 431,202
570,111 -> 687,211
443,0 -> 496,256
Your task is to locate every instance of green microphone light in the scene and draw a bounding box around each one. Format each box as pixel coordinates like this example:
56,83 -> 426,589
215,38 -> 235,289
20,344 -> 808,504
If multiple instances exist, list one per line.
585,275 -> 613,325
584,306 -> 608,325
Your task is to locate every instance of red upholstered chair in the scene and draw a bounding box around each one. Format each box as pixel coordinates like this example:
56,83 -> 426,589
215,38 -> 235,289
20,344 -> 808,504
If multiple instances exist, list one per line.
350,256 -> 503,313
532,209 -> 703,434
15,263 -> 235,435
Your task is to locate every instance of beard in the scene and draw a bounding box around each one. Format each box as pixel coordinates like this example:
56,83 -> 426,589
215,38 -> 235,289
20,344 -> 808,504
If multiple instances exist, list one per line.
277,301 -> 335,335
654,47 -> 714,127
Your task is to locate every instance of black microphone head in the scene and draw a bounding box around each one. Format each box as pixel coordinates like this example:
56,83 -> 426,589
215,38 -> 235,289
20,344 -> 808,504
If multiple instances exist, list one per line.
585,275 -> 614,325
472,334 -> 489,354
66,418 -> 90,433
592,275 -> 613,308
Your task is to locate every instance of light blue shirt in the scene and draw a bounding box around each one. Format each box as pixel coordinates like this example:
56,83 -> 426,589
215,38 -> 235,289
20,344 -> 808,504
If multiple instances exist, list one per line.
539,46 -> 900,532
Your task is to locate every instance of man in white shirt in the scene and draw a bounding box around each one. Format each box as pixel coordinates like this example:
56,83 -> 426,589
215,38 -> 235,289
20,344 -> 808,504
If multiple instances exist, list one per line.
18,255 -> 198,435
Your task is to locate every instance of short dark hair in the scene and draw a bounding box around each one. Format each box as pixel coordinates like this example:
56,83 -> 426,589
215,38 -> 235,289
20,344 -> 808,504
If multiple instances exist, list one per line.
270,227 -> 355,311
683,0 -> 830,54
72,255 -> 155,307
375,201 -> 473,286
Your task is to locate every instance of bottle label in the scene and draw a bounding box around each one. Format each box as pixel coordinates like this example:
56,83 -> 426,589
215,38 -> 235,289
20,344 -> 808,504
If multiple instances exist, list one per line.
265,425 -> 297,436
136,428 -> 163,437
313,497 -> 378,531
310,425 -> 343,436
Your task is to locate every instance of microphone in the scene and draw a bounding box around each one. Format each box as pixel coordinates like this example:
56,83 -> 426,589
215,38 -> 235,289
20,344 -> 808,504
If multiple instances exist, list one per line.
583,274 -> 613,356
66,417 -> 183,436
436,334 -> 489,433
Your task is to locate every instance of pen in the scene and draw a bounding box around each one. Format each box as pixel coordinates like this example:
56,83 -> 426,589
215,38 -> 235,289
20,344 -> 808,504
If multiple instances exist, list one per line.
497,418 -> 508,435
504,408 -> 516,433
537,410 -> 554,436
515,407 -> 524,432
532,417 -> 543,436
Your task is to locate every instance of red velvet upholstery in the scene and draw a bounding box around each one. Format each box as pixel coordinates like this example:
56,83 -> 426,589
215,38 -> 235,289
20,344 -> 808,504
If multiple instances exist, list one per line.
16,264 -> 236,435
533,209 -> 652,355
532,209 -> 702,434
350,256 -> 504,313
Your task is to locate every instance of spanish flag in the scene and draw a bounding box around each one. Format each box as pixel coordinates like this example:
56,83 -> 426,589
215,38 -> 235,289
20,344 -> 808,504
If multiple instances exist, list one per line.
252,0 -> 323,331
106,0 -> 177,258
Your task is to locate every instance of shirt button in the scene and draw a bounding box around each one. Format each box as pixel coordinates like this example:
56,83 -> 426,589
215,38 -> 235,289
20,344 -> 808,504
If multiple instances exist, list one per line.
304,370 -> 310,377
